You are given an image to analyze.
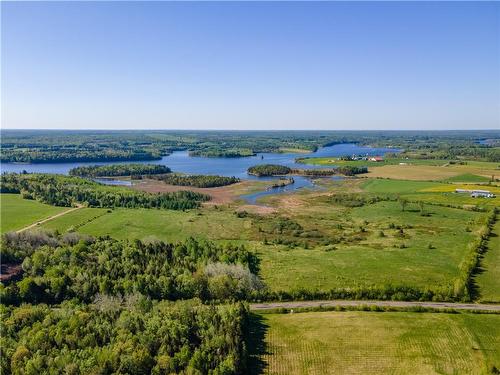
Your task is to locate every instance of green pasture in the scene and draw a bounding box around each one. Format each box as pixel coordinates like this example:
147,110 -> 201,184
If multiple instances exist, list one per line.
0,194 -> 67,233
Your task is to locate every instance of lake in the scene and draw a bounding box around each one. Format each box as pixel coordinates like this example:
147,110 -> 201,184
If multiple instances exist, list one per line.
0,143 -> 399,203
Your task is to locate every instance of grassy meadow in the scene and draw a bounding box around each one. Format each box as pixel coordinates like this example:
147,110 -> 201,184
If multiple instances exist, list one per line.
250,311 -> 500,375
0,194 -> 68,233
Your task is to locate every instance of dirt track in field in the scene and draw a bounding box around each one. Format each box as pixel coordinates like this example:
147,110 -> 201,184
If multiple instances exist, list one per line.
16,205 -> 83,233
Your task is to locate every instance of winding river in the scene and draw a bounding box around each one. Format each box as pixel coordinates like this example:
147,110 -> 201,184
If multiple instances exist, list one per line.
0,143 -> 399,203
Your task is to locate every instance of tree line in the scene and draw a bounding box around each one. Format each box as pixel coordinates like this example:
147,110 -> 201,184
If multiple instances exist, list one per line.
153,174 -> 240,188
69,164 -> 171,177
0,173 -> 210,210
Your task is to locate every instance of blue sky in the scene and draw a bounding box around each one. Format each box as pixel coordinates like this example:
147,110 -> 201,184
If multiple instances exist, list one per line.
2,1 -> 499,130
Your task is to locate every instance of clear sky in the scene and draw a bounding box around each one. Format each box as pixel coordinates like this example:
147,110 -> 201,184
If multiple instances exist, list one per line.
1,1 -> 499,130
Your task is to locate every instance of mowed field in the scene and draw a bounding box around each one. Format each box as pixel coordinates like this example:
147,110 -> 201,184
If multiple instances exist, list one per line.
250,311 -> 500,375
0,194 -> 68,233
476,219 -> 500,303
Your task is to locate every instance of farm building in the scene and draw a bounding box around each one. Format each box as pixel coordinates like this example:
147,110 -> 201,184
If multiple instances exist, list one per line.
455,189 -> 496,198
369,156 -> 384,162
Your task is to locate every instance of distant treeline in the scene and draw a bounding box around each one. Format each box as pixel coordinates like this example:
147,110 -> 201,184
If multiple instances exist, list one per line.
0,299 -> 248,375
1,149 -> 161,164
69,163 -> 171,177
154,174 -> 240,188
2,130 -> 499,163
1,234 -> 262,304
248,164 -> 367,177
0,173 -> 209,210
189,148 -> 255,158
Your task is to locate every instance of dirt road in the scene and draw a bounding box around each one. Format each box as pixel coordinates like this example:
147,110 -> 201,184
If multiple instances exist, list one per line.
250,300 -> 500,312
16,205 -> 83,233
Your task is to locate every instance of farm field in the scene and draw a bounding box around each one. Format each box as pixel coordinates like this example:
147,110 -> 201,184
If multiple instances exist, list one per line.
476,219 -> 500,303
40,205 -> 252,242
250,311 -> 500,375
26,190 -> 489,294
299,157 -> 500,181
0,194 -> 68,233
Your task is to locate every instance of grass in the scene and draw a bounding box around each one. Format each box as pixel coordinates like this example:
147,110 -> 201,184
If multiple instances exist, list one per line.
0,194 -> 68,233
41,206 -> 253,243
250,311 -> 500,374
257,201 -> 483,292
443,173 -> 491,183
361,179 -> 440,194
476,219 -> 500,303
361,179 -> 499,208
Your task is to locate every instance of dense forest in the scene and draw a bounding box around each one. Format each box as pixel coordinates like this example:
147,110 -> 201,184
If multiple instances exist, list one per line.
0,299 -> 248,374
154,174 -> 240,188
247,164 -> 292,176
1,233 -> 262,304
1,130 -> 499,163
69,164 -> 171,177
0,173 -> 209,210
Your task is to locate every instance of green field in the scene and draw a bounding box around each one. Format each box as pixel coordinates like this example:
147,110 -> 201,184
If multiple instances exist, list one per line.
0,194 -> 68,233
361,179 -> 440,194
476,220 -> 500,303
258,201 -> 483,292
34,192 -> 486,294
41,205 -> 252,242
443,173 -> 491,183
250,311 -> 500,375
2,179 -> 496,298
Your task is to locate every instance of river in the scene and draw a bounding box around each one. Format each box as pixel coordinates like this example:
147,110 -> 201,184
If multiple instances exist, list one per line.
0,143 -> 399,203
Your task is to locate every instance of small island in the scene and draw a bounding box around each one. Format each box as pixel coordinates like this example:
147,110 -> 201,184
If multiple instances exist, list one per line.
247,164 -> 367,177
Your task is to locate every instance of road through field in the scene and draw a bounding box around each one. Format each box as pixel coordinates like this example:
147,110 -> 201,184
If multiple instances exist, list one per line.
16,204 -> 83,233
250,300 -> 500,312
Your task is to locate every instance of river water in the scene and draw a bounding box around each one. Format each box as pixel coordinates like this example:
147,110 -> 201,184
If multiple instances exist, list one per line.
0,143 -> 399,202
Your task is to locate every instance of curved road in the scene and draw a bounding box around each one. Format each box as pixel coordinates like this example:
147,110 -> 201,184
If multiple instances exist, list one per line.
250,300 -> 500,312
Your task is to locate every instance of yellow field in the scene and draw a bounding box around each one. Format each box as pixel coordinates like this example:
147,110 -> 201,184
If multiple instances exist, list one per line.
367,164 -> 499,181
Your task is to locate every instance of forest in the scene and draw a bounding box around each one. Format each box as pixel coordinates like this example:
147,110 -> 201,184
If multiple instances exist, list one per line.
0,173 -> 209,210
2,130 -> 499,163
1,233 -> 262,305
69,164 -> 171,178
154,174 -> 240,188
0,299 -> 248,375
